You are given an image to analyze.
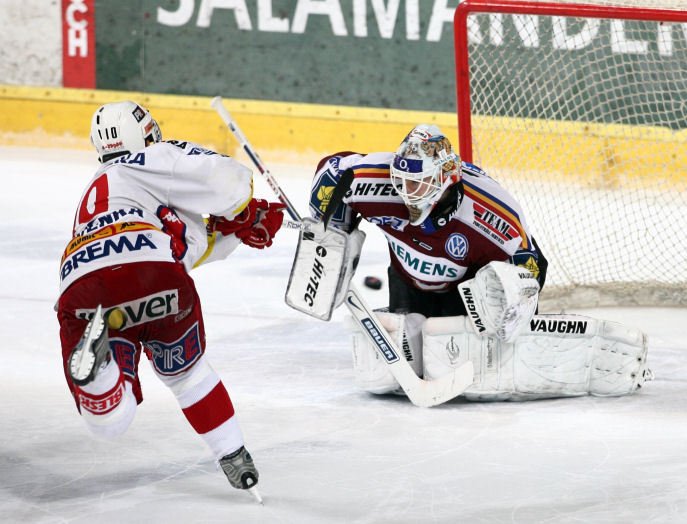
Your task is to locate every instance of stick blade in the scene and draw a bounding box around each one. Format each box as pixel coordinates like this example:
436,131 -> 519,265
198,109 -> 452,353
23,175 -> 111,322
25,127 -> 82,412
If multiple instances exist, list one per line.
404,361 -> 474,408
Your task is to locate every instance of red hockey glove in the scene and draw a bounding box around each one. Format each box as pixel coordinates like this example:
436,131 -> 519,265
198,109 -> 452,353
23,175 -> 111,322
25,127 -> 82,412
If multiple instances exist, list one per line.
209,199 -> 285,249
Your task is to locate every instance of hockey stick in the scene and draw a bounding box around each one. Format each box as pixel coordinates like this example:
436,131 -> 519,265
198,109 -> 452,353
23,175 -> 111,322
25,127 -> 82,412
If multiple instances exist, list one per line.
210,97 -> 300,222
210,96 -> 474,407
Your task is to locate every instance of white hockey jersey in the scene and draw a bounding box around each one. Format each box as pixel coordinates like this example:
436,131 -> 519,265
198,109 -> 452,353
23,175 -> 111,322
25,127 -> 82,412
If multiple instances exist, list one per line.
59,140 -> 253,294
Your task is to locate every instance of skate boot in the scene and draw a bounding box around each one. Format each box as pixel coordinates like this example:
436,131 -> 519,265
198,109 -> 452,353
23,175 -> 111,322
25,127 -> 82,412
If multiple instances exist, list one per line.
68,304 -> 111,387
219,446 -> 259,490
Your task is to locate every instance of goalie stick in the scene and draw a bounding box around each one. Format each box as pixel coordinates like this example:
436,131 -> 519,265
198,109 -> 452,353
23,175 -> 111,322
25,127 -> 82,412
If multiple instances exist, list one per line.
210,96 -> 474,407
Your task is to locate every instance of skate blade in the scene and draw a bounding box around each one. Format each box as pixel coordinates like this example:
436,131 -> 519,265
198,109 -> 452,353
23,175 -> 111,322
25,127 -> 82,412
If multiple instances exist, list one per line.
248,486 -> 263,505
69,305 -> 106,383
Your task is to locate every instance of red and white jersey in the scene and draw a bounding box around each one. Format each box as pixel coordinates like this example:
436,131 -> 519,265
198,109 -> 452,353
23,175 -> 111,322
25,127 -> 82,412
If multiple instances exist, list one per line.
310,152 -> 540,292
59,140 -> 253,294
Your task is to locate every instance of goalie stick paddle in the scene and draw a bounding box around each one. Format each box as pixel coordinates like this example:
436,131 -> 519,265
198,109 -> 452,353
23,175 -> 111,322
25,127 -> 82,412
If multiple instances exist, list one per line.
210,96 -> 475,407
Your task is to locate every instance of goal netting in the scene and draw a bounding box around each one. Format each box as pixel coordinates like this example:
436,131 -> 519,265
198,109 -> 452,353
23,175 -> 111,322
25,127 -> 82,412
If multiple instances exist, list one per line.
453,0 -> 687,308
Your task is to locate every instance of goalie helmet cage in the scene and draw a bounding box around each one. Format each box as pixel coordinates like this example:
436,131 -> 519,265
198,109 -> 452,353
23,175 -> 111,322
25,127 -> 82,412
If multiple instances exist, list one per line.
453,0 -> 687,308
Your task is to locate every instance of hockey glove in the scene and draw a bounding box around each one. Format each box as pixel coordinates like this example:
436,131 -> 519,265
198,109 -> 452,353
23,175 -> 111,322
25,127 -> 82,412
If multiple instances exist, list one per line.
209,198 -> 285,249
458,261 -> 540,342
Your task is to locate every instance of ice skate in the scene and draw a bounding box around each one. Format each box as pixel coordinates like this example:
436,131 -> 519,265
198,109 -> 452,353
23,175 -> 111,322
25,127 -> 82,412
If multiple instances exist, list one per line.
219,446 -> 262,502
68,304 -> 111,387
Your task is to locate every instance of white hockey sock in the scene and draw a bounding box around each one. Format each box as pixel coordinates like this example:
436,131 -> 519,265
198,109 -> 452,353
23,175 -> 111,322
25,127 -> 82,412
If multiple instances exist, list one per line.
156,356 -> 245,460
79,358 -> 121,396
201,417 -> 244,461
76,359 -> 137,439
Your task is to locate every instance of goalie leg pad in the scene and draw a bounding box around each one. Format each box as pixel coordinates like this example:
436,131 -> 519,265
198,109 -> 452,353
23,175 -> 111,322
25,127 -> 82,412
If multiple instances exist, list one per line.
422,314 -> 649,401
347,312 -> 425,395
422,316 -> 514,401
588,319 -> 650,396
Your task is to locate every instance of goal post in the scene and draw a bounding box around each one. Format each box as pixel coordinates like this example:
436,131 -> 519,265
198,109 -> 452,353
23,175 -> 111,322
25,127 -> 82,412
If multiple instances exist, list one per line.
453,0 -> 687,308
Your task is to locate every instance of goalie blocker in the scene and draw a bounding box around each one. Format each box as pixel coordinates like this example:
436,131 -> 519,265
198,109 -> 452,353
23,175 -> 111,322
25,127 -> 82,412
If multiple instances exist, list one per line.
285,218 -> 365,321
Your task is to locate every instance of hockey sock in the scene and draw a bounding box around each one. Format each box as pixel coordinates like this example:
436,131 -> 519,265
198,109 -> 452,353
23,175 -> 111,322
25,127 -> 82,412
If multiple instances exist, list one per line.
161,357 -> 245,459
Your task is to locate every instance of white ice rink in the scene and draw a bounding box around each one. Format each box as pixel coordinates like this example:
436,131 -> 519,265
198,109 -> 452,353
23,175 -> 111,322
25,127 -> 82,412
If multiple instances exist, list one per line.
1,147 -> 686,523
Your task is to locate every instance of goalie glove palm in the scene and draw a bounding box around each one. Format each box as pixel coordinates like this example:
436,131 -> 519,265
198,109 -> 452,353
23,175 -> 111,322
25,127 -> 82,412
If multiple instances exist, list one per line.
459,261 -> 540,342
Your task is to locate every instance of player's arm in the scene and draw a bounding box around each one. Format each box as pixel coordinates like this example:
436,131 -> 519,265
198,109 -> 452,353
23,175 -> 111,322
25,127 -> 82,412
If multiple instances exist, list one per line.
169,146 -> 285,259
309,151 -> 361,231
511,236 -> 548,289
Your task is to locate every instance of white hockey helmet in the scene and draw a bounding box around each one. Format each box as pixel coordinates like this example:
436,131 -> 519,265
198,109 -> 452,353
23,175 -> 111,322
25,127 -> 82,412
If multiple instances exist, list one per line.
90,101 -> 161,162
390,124 -> 460,225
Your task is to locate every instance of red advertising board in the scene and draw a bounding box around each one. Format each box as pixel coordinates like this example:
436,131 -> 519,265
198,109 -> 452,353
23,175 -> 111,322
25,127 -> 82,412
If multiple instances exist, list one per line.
62,0 -> 95,88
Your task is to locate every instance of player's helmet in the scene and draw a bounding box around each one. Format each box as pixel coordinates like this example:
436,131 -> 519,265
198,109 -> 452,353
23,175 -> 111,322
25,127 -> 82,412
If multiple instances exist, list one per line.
390,124 -> 460,225
90,101 -> 162,162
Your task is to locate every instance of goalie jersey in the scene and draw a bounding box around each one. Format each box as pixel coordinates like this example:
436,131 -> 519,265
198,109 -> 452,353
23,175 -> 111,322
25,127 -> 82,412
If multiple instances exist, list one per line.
309,152 -> 545,292
59,140 -> 253,295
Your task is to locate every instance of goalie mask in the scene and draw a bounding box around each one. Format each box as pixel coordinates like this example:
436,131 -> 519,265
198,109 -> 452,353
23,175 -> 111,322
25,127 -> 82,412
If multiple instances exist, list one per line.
390,124 -> 460,225
90,101 -> 162,162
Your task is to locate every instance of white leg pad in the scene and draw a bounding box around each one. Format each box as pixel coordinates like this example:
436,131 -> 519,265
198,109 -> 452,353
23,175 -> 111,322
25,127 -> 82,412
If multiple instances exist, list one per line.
422,314 -> 650,401
347,312 -> 425,395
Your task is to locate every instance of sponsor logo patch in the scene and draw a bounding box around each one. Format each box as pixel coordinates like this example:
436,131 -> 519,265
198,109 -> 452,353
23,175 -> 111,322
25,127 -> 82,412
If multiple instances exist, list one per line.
530,319 -> 588,334
361,318 -> 399,363
445,233 -> 469,260
446,336 -> 461,364
144,323 -> 203,376
473,203 -> 517,244
388,238 -> 461,280
132,105 -> 146,122
458,286 -> 486,333
368,216 -> 407,231
78,377 -> 125,415
75,289 -> 180,331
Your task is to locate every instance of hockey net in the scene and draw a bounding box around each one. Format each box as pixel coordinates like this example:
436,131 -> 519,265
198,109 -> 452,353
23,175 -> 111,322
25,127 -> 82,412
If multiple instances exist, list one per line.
454,0 -> 687,308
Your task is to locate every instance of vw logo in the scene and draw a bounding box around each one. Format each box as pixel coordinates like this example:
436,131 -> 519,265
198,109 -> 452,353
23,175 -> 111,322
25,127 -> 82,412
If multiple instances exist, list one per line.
445,233 -> 468,260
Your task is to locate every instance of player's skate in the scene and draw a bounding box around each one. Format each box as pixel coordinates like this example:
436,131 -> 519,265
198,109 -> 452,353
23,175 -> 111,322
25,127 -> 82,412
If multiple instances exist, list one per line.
68,304 -> 111,387
219,446 -> 262,503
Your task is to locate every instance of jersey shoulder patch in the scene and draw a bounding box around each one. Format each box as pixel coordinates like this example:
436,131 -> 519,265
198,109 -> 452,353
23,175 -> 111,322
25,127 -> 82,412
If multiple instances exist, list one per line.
460,177 -> 532,251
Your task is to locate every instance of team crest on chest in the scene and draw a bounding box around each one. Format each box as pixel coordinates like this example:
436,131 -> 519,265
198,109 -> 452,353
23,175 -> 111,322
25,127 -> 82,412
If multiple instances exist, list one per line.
445,233 -> 469,260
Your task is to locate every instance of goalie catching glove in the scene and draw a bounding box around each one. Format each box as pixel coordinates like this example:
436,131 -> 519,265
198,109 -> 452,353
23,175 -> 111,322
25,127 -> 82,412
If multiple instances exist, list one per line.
458,261 -> 540,342
208,198 -> 285,249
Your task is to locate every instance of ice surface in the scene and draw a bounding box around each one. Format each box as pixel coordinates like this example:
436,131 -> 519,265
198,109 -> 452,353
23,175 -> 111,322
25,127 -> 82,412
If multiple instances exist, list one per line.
1,147 -> 686,523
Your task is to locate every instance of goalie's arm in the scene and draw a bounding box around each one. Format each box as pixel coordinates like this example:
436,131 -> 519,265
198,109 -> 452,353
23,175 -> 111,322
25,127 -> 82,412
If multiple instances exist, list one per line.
510,236 -> 548,289
309,153 -> 360,232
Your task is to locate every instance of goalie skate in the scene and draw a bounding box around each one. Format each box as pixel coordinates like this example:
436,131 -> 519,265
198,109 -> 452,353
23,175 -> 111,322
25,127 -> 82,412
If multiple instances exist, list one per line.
68,304 -> 111,387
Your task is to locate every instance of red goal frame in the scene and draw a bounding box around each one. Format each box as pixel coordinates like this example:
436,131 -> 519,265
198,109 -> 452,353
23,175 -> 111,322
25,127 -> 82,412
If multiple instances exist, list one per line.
453,0 -> 687,163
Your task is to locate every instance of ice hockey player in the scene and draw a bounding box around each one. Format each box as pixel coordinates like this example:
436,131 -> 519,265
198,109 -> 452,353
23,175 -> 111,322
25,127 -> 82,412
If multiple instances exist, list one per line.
56,101 -> 284,500
288,124 -> 650,402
